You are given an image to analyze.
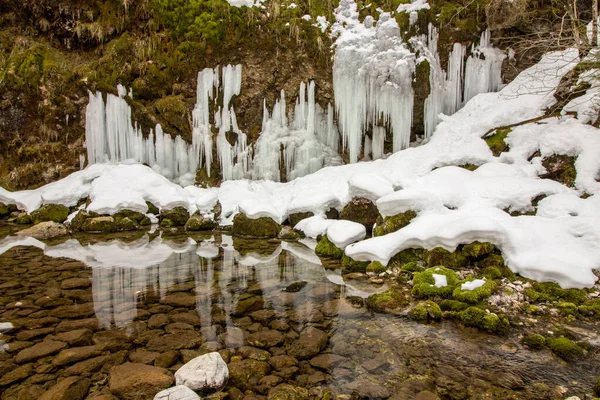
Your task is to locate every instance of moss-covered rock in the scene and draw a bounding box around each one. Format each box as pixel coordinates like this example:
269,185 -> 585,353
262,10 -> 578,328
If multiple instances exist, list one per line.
484,128 -> 511,156
366,261 -> 387,274
341,254 -> 370,273
160,218 -> 176,228
556,302 -> 578,316
400,261 -> 425,273
146,202 -> 160,215
287,211 -> 314,228
373,210 -> 417,237
114,209 -> 146,223
366,289 -> 409,314
81,216 -> 117,233
159,206 -> 190,226
116,217 -> 138,231
315,236 -> 344,258
267,384 -> 309,400
462,241 -> 496,258
525,282 -> 587,305
16,213 -> 32,225
409,300 -> 443,321
340,197 -> 379,232
522,334 -> 545,349
389,248 -> 424,267
154,95 -> 190,137
594,377 -> 600,396
452,280 -> 497,304
232,213 -> 281,238
278,226 -> 301,240
30,204 -> 70,224
540,154 -> 577,187
422,247 -> 468,270
412,267 -> 459,298
457,306 -> 510,334
0,203 -> 9,217
185,213 -> 217,231
578,299 -> 600,318
545,337 -> 584,361
439,299 -> 469,312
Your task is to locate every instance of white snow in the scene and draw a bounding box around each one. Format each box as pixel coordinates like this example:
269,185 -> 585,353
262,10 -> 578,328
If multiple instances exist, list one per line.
397,0 -> 430,13
225,0 -> 264,7
432,273 -> 447,288
294,215 -> 336,238
348,173 -> 394,203
326,220 -> 366,248
461,279 -> 486,291
313,16 -> 330,32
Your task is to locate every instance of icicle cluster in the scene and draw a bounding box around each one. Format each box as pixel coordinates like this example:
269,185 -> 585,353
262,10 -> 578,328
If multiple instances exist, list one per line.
463,30 -> 506,104
332,0 -> 415,163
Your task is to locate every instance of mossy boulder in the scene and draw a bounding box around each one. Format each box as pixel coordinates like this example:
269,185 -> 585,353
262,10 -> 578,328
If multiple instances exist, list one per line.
457,306 -> 510,334
287,211 -> 314,228
422,247 -> 468,270
412,267 -> 459,298
545,337 -> 585,361
30,204 -> 70,224
0,203 -> 9,217
366,289 -> 409,314
340,197 -> 379,233
594,377 -> 600,396
232,213 -> 281,238
341,254 -> 369,273
400,261 -> 425,274
159,206 -> 190,226
16,213 -> 32,225
373,210 -> 417,237
578,299 -> 600,318
389,248 -> 423,267
439,299 -> 469,312
540,154 -> 577,187
278,226 -> 301,240
525,282 -> 587,305
366,261 -> 387,275
315,236 -> 344,258
116,217 -> 137,231
484,128 -> 511,156
452,280 -> 497,304
522,334 -> 545,349
81,216 -> 117,233
185,213 -> 217,231
462,241 -> 496,258
114,209 -> 146,223
409,300 -> 443,321
146,202 -> 160,215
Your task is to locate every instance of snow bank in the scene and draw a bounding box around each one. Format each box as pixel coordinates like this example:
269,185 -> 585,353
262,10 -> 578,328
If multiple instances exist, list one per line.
326,220 -> 366,248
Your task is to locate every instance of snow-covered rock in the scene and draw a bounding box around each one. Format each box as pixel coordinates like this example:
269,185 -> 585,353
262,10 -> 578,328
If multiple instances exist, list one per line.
327,220 -> 366,248
174,352 -> 229,392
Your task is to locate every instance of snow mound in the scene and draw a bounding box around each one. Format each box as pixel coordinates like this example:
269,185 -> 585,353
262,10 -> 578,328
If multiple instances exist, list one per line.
327,220 -> 366,249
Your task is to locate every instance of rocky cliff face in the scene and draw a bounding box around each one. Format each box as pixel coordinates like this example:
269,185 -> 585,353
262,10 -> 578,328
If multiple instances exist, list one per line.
0,0 -> 561,189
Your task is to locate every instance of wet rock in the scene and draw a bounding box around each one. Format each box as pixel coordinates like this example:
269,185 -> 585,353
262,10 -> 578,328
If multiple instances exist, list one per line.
16,212 -> 32,224
16,221 -> 68,239
287,327 -> 328,360
232,213 -> 281,238
170,312 -> 201,327
278,226 -> 301,240
63,355 -> 109,376
49,302 -> 95,318
247,330 -> 284,348
146,331 -> 204,352
234,296 -> 265,316
154,385 -> 201,400
174,352 -> 229,392
344,377 -> 391,399
116,217 -> 138,231
165,322 -> 194,333
30,204 -> 70,224
267,384 -> 309,400
155,350 -> 180,368
39,376 -> 91,400
161,293 -> 196,308
270,320 -> 290,331
52,344 -> 105,366
256,375 -> 283,394
55,318 -> 99,332
240,346 -> 271,361
148,313 -> 170,329
61,277 -> 91,290
414,391 -> 441,400
268,355 -> 298,371
129,349 -> 160,365
15,327 -> 55,341
15,340 -> 67,363
159,207 -> 190,226
340,197 -> 379,232
109,363 -> 174,400
284,281 -> 307,293
287,212 -> 314,228
228,359 -> 271,392
6,341 -> 34,353
249,309 -> 276,324
81,217 -> 118,233
93,331 -> 132,351
0,363 -> 33,386
308,354 -> 347,371
185,213 -> 217,231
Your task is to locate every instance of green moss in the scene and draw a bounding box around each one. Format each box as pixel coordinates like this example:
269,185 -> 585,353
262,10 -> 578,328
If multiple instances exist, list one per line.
159,206 -> 190,226
458,306 -> 509,334
525,282 -> 587,305
484,128 -> 511,156
116,217 -> 138,231
439,299 -> 469,312
412,266 -> 459,298
366,261 -> 387,274
287,212 -> 314,228
458,164 -> 479,171
195,168 -> 222,188
545,337 -> 585,361
462,241 -> 496,258
16,213 -> 32,225
373,210 -> 417,237
594,377 -> 600,396
232,213 -> 281,238
556,302 -> 578,316
146,202 -> 160,215
578,299 -> 600,318
0,203 -> 9,217
522,334 -> 545,349
81,216 -> 117,233
114,209 -> 146,223
389,248 -> 423,267
185,213 -> 217,231
315,236 -> 344,258
366,289 -> 409,314
452,280 -> 497,304
30,204 -> 70,224
422,247 -> 467,270
342,254 -> 370,273
401,261 -> 424,273
160,218 -> 176,227
340,197 -> 379,232
154,95 -> 190,136
409,300 -> 442,321
540,154 -> 577,187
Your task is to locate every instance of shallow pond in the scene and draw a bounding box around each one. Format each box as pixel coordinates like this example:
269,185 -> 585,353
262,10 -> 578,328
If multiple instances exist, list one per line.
0,229 -> 598,399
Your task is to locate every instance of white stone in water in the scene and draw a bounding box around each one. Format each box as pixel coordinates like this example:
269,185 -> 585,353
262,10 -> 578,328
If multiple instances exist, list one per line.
175,352 -> 229,392
154,386 -> 200,400
0,322 -> 13,333
432,273 -> 447,288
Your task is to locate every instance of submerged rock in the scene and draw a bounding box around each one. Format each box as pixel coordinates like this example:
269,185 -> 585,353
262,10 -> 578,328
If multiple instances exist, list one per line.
109,363 -> 174,400
232,213 -> 281,238
30,204 -> 70,224
38,376 -> 91,400
154,386 -> 200,400
174,352 -> 229,392
16,221 -> 68,239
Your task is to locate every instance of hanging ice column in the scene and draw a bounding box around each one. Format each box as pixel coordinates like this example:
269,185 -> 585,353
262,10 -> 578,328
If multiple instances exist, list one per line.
463,30 -> 506,104
332,0 -> 415,163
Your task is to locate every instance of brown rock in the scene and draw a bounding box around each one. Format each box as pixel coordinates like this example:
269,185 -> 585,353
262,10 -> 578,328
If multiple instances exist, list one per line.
16,221 -> 68,239
309,354 -> 347,371
49,303 -> 95,319
0,363 -> 33,386
64,355 -> 109,376
160,293 -> 196,308
154,350 -> 180,368
15,340 -> 67,363
48,328 -> 94,346
128,349 -> 159,365
228,359 -> 271,392
287,327 -> 328,360
52,345 -> 105,366
148,314 -> 169,329
246,330 -> 284,348
169,312 -> 201,326
93,331 -> 132,351
146,331 -> 204,352
268,355 -> 299,370
108,363 -> 174,400
16,327 -> 55,341
60,277 -> 91,290
55,318 -> 99,332
39,376 -> 91,400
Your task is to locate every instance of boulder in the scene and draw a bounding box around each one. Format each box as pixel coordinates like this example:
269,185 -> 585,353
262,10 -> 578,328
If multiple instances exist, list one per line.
81,216 -> 117,233
39,376 -> 91,400
30,204 -> 70,224
287,327 -> 328,360
340,197 -> 379,232
228,359 -> 271,392
154,386 -> 200,400
232,213 -> 281,238
109,363 -> 174,400
174,352 -> 229,392
15,340 -> 67,363
159,207 -> 190,226
16,221 -> 68,239
185,213 -> 217,231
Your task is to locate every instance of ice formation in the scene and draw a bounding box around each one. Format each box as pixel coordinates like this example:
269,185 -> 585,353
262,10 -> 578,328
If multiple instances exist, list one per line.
462,30 -> 506,104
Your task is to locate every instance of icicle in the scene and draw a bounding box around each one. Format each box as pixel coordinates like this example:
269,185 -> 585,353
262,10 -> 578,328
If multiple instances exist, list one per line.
463,30 -> 506,104
372,126 -> 385,160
